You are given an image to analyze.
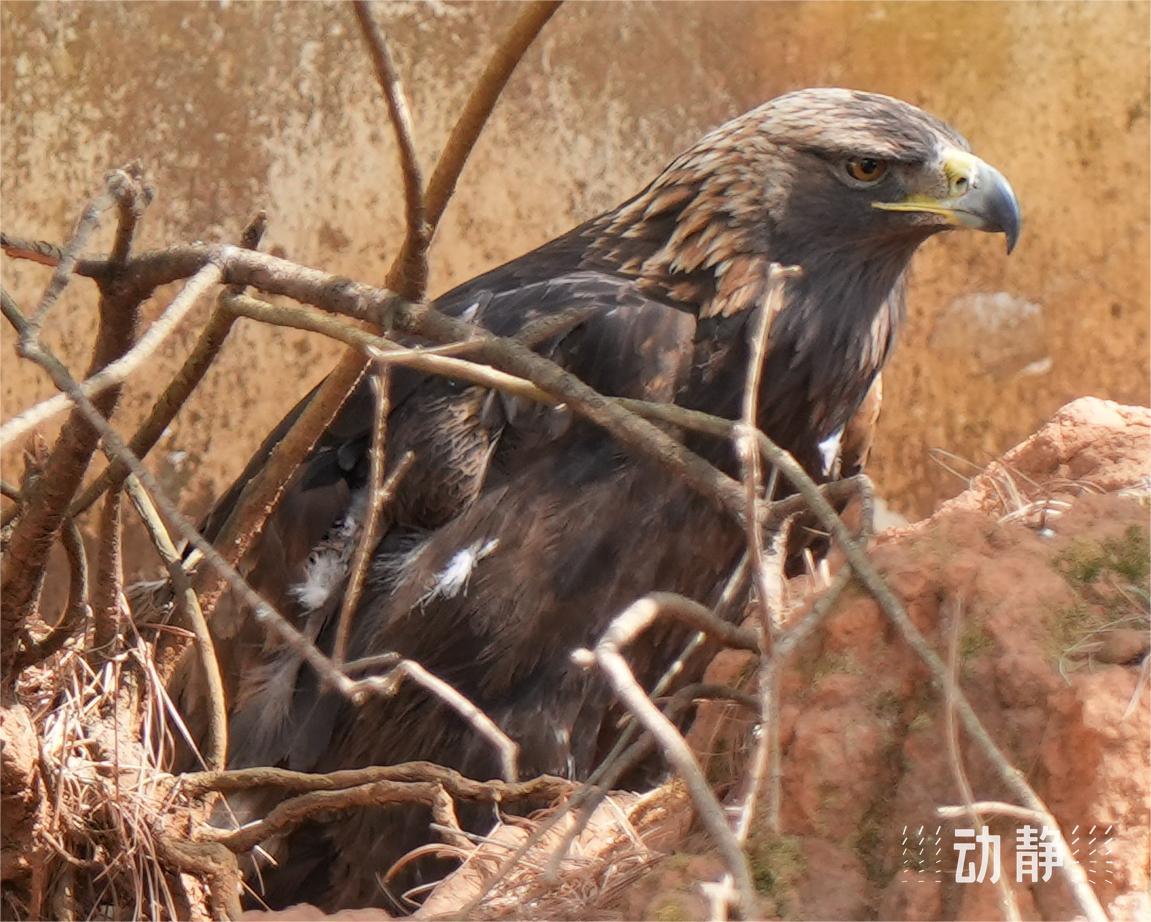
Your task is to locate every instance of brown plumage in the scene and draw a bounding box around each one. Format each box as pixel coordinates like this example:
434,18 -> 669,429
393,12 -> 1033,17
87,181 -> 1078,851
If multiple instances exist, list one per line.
184,88 -> 1019,910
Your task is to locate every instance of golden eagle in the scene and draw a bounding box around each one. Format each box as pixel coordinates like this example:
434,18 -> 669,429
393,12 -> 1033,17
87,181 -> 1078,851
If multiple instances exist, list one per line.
195,88 -> 1019,909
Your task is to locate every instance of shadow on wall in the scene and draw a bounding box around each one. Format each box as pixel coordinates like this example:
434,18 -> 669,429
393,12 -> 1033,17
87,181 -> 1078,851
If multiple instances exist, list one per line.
2,1 -> 1147,534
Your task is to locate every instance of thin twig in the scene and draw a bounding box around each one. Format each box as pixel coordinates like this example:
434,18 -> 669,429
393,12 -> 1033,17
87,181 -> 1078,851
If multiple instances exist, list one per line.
183,759 -> 569,801
935,802 -> 1051,823
206,780 -> 460,854
12,516 -> 90,670
352,0 -> 429,297
89,489 -> 126,653
378,659 -> 519,782
331,421 -> 412,663
153,834 -> 241,922
1,170 -> 152,666
737,263 -> 800,646
0,263 -> 222,448
573,594 -> 756,916
734,519 -> 792,847
124,476 -> 227,772
423,1 -> 563,230
222,292 -> 553,405
25,189 -> 115,337
944,595 -> 1022,922
70,213 -> 267,517
220,290 -> 865,536
0,300 -> 371,702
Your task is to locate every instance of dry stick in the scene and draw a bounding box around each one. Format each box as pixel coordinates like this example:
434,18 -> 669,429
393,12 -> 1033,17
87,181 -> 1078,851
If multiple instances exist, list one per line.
222,293 -> 553,407
7,235 -> 843,533
737,264 -> 801,646
189,0 -> 440,620
0,263 -> 223,448
182,760 -> 570,801
541,682 -> 759,885
423,0 -> 563,230
13,517 -> 91,671
89,489 -> 126,652
378,660 -> 519,782
757,437 -> 1108,922
1,171 -> 151,662
124,476 -> 227,772
726,264 -> 797,886
0,303 -> 368,698
572,595 -> 757,916
733,521 -> 792,850
222,291 -> 842,535
331,444 -> 414,664
326,3 -> 430,667
936,802 -> 1055,824
153,833 -> 241,922
208,780 -> 462,854
944,596 -> 1022,922
352,0 -> 429,296
25,187 -> 116,337
69,213 -> 267,518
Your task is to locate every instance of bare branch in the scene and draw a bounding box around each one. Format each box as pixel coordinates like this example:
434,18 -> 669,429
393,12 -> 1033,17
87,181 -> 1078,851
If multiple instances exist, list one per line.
737,264 -> 800,645
331,377 -> 412,662
573,595 -> 757,916
188,1 -> 559,620
207,780 -> 452,854
352,0 -> 429,296
89,488 -> 126,653
377,659 -> 520,782
12,516 -> 90,671
0,263 -> 223,448
69,212 -> 267,517
1,169 -> 152,665
124,476 -> 227,772
221,292 -> 553,405
733,521 -> 790,847
182,759 -> 570,801
153,834 -> 241,922
26,187 -> 114,336
944,595 -> 1022,922
423,1 -> 563,230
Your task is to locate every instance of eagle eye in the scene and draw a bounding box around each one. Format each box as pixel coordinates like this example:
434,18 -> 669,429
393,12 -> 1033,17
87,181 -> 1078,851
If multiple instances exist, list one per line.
844,158 -> 889,184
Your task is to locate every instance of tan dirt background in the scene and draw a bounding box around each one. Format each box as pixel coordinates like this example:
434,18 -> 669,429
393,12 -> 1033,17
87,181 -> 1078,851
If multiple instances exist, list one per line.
2,0 -> 1148,526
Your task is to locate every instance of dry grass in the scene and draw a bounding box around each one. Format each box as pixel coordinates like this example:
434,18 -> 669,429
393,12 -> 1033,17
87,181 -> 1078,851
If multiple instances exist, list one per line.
9,630 -> 216,921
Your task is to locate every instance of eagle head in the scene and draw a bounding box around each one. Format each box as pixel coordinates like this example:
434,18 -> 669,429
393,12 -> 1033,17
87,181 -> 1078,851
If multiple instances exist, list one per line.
591,87 -> 1020,321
